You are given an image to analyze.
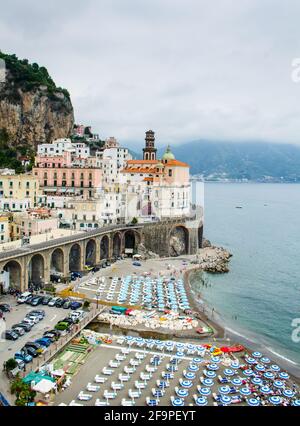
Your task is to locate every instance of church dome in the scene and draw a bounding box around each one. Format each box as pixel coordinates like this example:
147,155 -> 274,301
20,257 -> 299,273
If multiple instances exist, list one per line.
162,145 -> 175,161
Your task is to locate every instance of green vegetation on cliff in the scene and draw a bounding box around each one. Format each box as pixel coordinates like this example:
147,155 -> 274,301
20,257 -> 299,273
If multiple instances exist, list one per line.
0,51 -> 70,100
0,128 -> 34,174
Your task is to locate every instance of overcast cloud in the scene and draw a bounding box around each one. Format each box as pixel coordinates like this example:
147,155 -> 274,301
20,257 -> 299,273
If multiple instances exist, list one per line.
1,0 -> 300,147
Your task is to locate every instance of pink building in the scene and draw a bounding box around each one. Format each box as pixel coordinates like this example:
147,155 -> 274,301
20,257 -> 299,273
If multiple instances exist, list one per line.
33,153 -> 102,199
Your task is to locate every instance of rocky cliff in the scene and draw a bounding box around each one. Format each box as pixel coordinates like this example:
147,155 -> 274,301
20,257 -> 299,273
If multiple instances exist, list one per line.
0,52 -> 74,149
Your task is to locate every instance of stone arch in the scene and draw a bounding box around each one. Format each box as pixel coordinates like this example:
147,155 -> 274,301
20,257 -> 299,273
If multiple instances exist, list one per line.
3,260 -> 22,290
169,225 -> 189,257
100,235 -> 109,260
124,230 -> 141,255
28,254 -> 45,286
112,232 -> 122,257
51,248 -> 64,274
86,239 -> 96,266
69,243 -> 82,272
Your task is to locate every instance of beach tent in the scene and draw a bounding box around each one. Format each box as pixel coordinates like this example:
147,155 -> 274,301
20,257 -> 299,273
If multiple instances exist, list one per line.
23,372 -> 55,386
33,379 -> 56,394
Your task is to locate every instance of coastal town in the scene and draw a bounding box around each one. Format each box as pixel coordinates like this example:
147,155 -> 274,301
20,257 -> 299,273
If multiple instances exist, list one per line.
0,127 -> 299,408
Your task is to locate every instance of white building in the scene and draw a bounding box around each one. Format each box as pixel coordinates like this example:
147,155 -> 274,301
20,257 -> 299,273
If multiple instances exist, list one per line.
37,138 -> 90,159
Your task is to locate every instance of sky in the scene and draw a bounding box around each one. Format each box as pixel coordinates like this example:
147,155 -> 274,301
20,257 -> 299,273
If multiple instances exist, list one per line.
1,0 -> 300,148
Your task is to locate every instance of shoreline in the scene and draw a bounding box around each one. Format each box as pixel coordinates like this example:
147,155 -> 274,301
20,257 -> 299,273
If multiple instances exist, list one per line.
185,265 -> 300,381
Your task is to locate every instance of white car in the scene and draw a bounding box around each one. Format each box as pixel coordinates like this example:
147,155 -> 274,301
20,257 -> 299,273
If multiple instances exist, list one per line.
25,315 -> 40,324
17,292 -> 32,304
69,310 -> 85,322
22,318 -> 36,326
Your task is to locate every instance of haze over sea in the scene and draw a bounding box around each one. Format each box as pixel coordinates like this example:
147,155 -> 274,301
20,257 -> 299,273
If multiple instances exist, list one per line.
191,183 -> 300,372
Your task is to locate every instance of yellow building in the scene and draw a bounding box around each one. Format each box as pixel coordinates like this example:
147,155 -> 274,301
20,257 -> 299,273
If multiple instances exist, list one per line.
0,215 -> 11,244
0,173 -> 43,211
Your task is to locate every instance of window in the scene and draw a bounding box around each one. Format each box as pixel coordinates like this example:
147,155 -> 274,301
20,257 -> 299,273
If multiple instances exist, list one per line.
169,169 -> 173,177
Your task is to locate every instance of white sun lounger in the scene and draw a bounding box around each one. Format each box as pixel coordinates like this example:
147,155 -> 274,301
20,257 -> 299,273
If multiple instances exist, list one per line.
116,354 -> 127,361
121,348 -> 131,354
135,381 -> 147,390
146,365 -> 157,373
109,360 -> 121,368
119,374 -> 130,382
95,375 -> 107,384
128,389 -> 141,399
130,359 -> 140,367
87,383 -> 101,392
103,390 -> 117,399
95,399 -> 110,407
78,392 -> 93,401
140,372 -> 152,381
121,399 -> 136,406
111,382 -> 124,391
102,368 -> 113,375
69,401 -> 84,406
124,366 -> 136,374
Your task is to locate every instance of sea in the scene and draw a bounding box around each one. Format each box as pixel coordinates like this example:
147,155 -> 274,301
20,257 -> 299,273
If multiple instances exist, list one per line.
190,183 -> 300,376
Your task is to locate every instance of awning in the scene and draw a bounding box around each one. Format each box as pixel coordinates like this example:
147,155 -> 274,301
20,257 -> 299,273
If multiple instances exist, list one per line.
32,379 -> 56,394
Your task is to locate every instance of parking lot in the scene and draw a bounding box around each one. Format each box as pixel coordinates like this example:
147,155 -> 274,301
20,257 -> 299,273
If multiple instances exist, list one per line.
0,295 -> 72,368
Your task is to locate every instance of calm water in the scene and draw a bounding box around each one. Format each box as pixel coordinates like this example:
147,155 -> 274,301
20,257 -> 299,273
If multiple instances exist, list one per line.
191,183 -> 300,369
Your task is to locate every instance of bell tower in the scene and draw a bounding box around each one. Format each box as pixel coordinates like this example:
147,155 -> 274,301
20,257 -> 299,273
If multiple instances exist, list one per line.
143,130 -> 157,161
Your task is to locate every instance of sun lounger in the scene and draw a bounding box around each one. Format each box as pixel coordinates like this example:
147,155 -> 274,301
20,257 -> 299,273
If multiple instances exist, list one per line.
87,383 -> 101,392
121,348 -> 130,354
135,352 -> 146,360
102,367 -> 113,375
218,375 -> 229,384
95,399 -> 110,406
140,372 -> 152,381
119,374 -> 130,382
146,365 -> 157,373
116,354 -> 127,361
69,400 -> 84,406
124,366 -> 136,374
130,359 -> 140,367
111,382 -> 124,391
146,397 -> 160,407
109,360 -> 121,368
121,399 -> 136,406
95,375 -> 107,384
78,391 -> 93,401
135,381 -> 147,390
128,389 -> 141,399
103,390 -> 117,399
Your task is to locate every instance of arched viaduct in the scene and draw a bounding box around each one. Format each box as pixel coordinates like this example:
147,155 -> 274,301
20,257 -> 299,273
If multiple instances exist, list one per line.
0,218 -> 203,292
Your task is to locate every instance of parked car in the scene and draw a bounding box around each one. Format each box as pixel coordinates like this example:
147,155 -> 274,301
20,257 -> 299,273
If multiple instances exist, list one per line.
35,337 -> 52,347
19,321 -> 33,331
132,261 -> 141,267
61,317 -> 75,326
70,301 -> 83,310
25,295 -> 35,305
50,274 -> 62,283
25,315 -> 40,324
5,330 -> 19,341
48,297 -> 60,307
63,300 -> 71,309
15,351 -> 32,364
55,321 -> 71,331
69,310 -> 85,322
84,264 -> 93,271
31,296 -> 43,306
92,266 -> 100,273
42,296 -> 52,305
0,304 -> 11,312
11,326 -> 26,337
55,298 -> 64,308
43,330 -> 60,341
17,292 -> 32,304
71,271 -> 82,281
29,310 -> 45,320
21,346 -> 38,358
22,318 -> 36,327
24,342 -> 45,355
15,358 -> 26,371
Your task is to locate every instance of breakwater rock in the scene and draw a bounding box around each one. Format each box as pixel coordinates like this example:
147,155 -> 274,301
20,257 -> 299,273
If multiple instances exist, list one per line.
196,245 -> 232,273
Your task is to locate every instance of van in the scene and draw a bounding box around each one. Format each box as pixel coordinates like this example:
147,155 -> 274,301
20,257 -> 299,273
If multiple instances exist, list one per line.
17,292 -> 32,304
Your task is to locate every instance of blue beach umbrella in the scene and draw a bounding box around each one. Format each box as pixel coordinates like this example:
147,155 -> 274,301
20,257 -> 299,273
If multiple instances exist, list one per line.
271,365 -> 280,372
282,389 -> 295,398
176,343 -> 185,349
261,357 -> 271,364
246,357 -> 257,364
207,364 -> 219,371
260,386 -> 272,394
176,388 -> 189,398
202,378 -> 214,387
269,396 -> 282,405
264,372 -> 275,380
176,352 -> 185,358
255,364 -> 265,372
224,369 -> 235,376
205,371 -> 216,379
184,372 -> 196,380
188,364 -> 199,372
172,398 -> 184,407
247,398 -> 260,407
221,395 -> 231,405
193,358 -> 203,364
199,387 -> 211,396
273,380 -> 284,389
187,344 -> 196,350
279,372 -> 290,380
240,387 -> 252,396
252,352 -> 262,358
181,380 -> 193,389
211,356 -> 221,363
231,361 -> 240,369
219,386 -> 231,395
231,378 -> 243,386
195,396 -> 208,406
292,400 -> 300,406
251,377 -> 263,386
243,369 -> 254,377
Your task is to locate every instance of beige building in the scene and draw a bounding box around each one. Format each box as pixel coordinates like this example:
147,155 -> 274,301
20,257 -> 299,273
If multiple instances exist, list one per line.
0,173 -> 43,210
0,215 -> 10,244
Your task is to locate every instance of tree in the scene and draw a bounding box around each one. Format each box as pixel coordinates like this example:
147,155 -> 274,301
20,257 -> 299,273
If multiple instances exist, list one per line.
4,358 -> 17,373
131,217 -> 138,225
10,377 -> 36,406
